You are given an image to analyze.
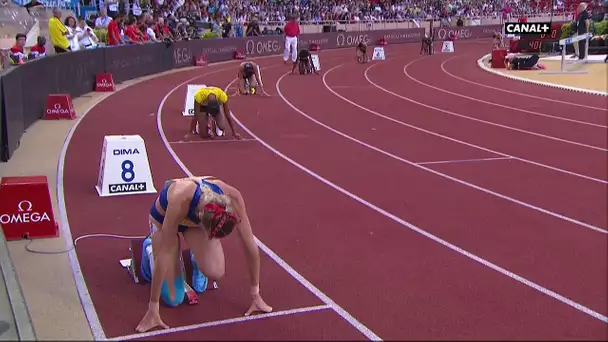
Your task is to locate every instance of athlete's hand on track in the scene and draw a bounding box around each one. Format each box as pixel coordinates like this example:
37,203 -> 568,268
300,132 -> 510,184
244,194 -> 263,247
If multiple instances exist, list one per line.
233,133 -> 241,140
136,305 -> 169,333
245,293 -> 272,316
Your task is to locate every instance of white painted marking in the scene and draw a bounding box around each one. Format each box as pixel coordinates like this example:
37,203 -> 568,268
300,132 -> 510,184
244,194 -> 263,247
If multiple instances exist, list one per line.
416,156 -> 513,165
400,59 -> 608,150
401,57 -> 608,128
56,64 -> 255,341
170,138 -> 258,144
231,72 -> 608,323
307,69 -> 608,234
441,56 -> 608,112
156,70 -> 382,341
327,64 -> 606,184
108,305 -> 332,341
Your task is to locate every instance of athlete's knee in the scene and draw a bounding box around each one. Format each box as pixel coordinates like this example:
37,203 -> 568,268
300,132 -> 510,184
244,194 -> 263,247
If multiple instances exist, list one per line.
161,276 -> 185,307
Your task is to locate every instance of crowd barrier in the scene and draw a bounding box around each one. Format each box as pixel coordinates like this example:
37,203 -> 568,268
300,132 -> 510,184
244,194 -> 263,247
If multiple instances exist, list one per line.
0,24 -> 509,161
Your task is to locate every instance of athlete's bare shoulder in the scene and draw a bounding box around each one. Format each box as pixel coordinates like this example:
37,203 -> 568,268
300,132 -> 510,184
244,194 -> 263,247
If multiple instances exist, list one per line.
167,178 -> 198,198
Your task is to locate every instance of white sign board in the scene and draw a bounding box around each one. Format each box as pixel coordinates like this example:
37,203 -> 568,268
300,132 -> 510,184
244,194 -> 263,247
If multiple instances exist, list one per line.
372,47 -> 386,61
95,135 -> 156,197
182,84 -> 207,116
311,54 -> 321,71
441,41 -> 455,53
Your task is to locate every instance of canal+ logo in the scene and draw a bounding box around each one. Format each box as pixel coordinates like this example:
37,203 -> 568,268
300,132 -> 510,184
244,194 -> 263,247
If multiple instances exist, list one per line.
504,22 -> 551,35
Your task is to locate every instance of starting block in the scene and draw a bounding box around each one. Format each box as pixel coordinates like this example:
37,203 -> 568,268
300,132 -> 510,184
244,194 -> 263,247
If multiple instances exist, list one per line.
0,176 -> 59,241
311,54 -> 321,71
95,135 -> 156,197
441,41 -> 455,53
182,84 -> 207,116
372,47 -> 385,61
122,238 -> 218,305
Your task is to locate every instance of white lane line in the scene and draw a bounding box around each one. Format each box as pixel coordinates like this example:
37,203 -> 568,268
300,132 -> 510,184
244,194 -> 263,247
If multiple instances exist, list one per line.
107,305 -> 331,341
318,67 -> 608,234
169,138 -> 258,144
156,67 -> 383,341
405,56 -> 608,128
399,58 -> 608,150
326,64 -> 606,184
261,71 -> 607,323
416,156 -> 513,165
441,55 -> 608,112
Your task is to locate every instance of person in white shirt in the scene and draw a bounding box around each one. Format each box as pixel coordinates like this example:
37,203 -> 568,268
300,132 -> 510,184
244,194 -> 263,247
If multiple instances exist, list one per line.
76,17 -> 99,49
94,7 -> 113,28
146,22 -> 161,42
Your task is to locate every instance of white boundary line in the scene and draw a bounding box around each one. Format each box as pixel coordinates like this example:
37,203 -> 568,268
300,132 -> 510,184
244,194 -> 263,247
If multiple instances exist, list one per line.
477,54 -> 608,97
441,55 -> 608,112
399,58 -> 607,151
155,69 -> 382,341
416,156 -> 513,165
271,71 -> 608,323
342,64 -> 607,184
169,138 -> 258,144
324,68 -> 607,233
108,304 -> 331,341
403,56 -> 607,128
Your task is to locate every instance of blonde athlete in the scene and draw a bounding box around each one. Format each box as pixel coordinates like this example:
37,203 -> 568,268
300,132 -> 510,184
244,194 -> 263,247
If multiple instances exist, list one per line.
136,176 -> 272,333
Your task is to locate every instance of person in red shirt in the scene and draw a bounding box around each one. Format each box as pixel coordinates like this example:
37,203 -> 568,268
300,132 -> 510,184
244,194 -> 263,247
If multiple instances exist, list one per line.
154,17 -> 175,41
29,36 -> 47,58
125,17 -> 145,43
283,15 -> 300,64
9,33 -> 27,64
107,13 -> 125,46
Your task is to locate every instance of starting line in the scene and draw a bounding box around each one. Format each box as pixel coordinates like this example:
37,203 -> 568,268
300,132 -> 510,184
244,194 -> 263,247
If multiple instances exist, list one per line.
170,138 -> 258,144
107,304 -> 331,341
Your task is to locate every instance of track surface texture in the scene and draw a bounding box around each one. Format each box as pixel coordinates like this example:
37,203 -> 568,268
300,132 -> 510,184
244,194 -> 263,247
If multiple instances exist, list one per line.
63,42 -> 608,340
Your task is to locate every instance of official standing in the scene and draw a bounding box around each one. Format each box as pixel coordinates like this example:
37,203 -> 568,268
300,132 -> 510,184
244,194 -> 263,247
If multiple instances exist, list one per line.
283,16 -> 300,64
575,2 -> 591,60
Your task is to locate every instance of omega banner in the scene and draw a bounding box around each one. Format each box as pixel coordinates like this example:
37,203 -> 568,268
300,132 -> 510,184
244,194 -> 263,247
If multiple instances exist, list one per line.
432,25 -> 503,41
173,28 -> 425,67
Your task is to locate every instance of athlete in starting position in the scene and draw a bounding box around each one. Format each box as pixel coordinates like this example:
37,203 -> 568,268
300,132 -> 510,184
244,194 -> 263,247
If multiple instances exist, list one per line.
136,176 -> 272,333
291,48 -> 318,75
186,87 -> 241,140
237,61 -> 264,95
356,42 -> 368,63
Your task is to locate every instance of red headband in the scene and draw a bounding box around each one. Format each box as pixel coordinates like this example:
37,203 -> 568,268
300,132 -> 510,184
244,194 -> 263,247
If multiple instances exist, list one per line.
203,203 -> 239,238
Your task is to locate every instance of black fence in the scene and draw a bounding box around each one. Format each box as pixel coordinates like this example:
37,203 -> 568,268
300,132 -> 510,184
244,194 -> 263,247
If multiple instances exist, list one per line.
2,25 -> 512,161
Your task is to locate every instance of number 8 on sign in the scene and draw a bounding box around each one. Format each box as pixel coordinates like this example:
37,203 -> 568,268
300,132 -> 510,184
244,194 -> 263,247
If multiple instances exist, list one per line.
121,160 -> 135,182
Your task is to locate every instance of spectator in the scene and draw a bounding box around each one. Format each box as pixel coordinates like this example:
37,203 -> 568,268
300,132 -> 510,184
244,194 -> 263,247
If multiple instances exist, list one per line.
245,17 -> 261,36
76,17 -> 99,49
107,13 -> 126,45
29,36 -> 47,59
95,8 -> 113,29
125,16 -> 146,43
154,17 -> 176,41
49,8 -> 71,54
64,16 -> 80,51
146,21 -> 161,42
9,33 -> 27,64
107,0 -> 119,18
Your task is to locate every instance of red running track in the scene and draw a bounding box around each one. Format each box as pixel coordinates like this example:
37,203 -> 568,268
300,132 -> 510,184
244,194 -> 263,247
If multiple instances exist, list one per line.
62,43 -> 608,340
